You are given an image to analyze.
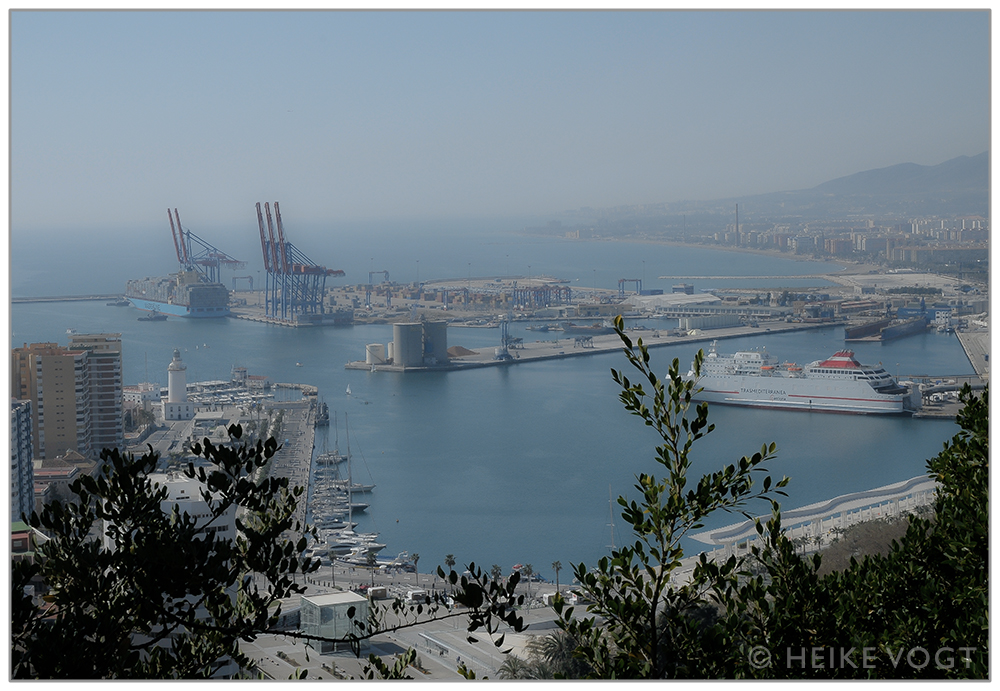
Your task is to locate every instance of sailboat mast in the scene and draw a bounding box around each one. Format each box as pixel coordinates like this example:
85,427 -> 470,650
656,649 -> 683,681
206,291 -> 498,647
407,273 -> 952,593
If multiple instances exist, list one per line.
346,413 -> 352,526
609,484 -> 615,552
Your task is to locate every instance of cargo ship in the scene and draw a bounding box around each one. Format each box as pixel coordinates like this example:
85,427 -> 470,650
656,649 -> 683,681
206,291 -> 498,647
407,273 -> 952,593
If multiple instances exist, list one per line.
688,341 -> 912,414
126,270 -> 231,318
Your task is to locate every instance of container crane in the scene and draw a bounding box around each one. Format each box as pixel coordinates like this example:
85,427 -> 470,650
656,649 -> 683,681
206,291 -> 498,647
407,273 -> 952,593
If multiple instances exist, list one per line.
255,201 -> 345,321
366,270 -> 390,308
618,278 -> 642,298
167,208 -> 246,284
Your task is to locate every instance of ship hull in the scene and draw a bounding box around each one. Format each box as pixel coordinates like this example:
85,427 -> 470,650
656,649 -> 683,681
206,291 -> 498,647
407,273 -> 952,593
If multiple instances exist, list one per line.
693,375 -> 906,414
128,297 -> 230,318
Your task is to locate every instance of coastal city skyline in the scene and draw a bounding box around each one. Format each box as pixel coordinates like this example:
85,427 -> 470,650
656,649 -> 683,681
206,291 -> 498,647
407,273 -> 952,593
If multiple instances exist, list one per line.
12,10 -> 989,233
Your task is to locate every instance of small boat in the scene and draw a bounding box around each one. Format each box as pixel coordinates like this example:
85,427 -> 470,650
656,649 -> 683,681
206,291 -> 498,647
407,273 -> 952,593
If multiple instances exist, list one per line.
296,362 -> 303,367
329,480 -> 375,494
106,297 -> 130,307
346,384 -> 352,396
137,312 -> 168,322
315,400 -> 329,426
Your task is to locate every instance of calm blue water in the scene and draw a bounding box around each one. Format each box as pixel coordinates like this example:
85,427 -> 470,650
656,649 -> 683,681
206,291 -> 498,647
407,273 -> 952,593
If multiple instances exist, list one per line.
10,235 -> 972,581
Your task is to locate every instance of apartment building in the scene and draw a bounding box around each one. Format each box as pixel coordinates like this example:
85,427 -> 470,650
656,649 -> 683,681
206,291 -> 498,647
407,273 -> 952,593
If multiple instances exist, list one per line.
10,399 -> 34,521
11,334 -> 123,460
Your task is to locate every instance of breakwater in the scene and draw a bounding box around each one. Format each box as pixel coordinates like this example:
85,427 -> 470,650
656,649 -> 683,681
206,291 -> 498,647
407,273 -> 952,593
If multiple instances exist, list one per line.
346,320 -> 838,372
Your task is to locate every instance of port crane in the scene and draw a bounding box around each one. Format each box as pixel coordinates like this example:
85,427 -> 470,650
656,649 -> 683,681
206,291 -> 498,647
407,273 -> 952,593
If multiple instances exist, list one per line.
255,201 -> 345,321
232,276 -> 254,291
618,278 -> 642,298
167,208 -> 246,284
366,270 -> 390,308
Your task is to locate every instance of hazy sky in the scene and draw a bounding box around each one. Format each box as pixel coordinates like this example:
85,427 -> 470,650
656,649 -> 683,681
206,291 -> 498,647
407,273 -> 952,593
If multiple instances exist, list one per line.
11,9 -> 989,232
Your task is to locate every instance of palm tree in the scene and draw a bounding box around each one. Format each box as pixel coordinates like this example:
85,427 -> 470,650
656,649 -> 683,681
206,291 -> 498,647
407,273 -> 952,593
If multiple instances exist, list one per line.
490,564 -> 503,581
522,564 -> 534,605
412,553 -> 420,584
497,654 -> 533,680
525,630 -> 592,679
551,561 -> 562,594
444,554 -> 456,593
366,551 -> 377,587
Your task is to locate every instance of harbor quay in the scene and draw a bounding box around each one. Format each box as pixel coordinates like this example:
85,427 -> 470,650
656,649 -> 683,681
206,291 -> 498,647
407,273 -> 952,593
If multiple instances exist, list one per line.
346,319 -> 837,373
955,327 -> 990,381
671,474 -> 939,587
260,399 -> 316,530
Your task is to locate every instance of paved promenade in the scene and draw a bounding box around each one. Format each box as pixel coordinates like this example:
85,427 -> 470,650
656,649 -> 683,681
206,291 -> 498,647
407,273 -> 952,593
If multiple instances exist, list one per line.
240,563 -> 560,680
263,399 -> 316,529
956,328 -> 990,382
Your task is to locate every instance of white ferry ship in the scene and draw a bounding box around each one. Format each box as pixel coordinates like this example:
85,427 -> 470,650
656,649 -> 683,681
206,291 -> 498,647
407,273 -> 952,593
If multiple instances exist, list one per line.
688,341 -> 912,414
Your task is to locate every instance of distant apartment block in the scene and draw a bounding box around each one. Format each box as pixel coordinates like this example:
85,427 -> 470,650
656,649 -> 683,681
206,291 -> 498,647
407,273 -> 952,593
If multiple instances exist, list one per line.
11,334 -> 123,460
68,334 -> 124,455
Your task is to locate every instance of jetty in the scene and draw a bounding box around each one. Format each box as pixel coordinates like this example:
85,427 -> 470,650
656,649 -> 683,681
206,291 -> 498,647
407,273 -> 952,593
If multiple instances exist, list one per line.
346,320 -> 839,372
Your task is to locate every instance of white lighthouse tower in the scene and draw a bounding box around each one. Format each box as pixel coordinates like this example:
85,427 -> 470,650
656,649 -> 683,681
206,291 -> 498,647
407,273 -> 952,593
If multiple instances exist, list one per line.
163,348 -> 194,421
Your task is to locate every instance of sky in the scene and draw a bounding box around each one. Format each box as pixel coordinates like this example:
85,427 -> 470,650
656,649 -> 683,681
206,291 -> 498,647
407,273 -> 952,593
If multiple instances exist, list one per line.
9,9 -> 991,233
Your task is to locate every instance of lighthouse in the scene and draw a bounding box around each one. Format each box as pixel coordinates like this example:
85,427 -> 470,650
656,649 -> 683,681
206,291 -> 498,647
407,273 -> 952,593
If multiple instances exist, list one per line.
163,348 -> 194,421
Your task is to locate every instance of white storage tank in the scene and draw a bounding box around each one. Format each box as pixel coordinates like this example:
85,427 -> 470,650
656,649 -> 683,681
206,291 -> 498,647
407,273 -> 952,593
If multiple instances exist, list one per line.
422,321 -> 448,362
393,323 -> 424,367
365,343 -> 386,365
387,341 -> 394,363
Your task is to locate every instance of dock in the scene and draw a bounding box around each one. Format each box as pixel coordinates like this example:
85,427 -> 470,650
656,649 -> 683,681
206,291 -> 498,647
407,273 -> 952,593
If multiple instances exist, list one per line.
262,399 -> 317,530
955,328 -> 990,382
346,320 -> 840,372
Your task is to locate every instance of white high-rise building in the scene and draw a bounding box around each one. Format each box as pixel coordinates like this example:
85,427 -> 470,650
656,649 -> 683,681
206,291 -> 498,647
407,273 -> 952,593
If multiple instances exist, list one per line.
163,349 -> 194,421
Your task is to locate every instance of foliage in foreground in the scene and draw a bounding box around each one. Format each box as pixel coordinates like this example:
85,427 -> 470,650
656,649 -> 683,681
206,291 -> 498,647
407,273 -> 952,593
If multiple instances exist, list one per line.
550,316 -> 988,679
12,320 -> 987,680
11,424 -> 527,679
12,429 -> 318,678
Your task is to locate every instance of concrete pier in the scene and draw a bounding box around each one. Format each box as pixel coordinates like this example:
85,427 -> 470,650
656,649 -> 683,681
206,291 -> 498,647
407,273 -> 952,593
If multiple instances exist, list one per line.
264,399 -> 317,529
346,320 -> 838,372
956,328 -> 990,382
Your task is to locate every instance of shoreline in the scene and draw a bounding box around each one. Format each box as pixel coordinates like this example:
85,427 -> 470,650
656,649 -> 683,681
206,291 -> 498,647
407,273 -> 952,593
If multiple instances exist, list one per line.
513,231 -> 884,277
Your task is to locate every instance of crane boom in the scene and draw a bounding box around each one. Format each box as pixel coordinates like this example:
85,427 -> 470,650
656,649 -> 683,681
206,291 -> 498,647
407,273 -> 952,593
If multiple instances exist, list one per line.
274,201 -> 291,274
167,208 -> 184,264
264,203 -> 282,274
255,202 -> 272,272
174,208 -> 192,264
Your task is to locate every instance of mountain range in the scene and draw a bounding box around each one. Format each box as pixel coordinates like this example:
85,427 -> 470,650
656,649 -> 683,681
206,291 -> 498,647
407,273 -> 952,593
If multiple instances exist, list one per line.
571,152 -> 988,224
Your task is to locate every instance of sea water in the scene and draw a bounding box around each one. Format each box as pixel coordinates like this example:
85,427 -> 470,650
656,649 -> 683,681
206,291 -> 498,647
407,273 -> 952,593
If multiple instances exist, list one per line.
10,235 -> 972,581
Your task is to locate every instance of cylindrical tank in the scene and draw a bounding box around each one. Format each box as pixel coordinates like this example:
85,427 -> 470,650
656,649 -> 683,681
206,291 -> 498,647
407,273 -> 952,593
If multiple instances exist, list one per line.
393,323 -> 424,367
422,321 -> 448,361
387,341 -> 395,363
365,343 -> 386,365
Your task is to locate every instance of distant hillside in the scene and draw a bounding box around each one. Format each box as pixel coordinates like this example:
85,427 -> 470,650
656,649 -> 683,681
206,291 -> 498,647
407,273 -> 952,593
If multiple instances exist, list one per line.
812,152 -> 988,197
565,152 -> 988,226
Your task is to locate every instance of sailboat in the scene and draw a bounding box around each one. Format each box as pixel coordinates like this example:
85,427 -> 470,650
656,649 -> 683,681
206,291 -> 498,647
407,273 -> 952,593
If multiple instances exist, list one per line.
314,411 -> 347,466
346,384 -> 352,396
326,413 -> 382,558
